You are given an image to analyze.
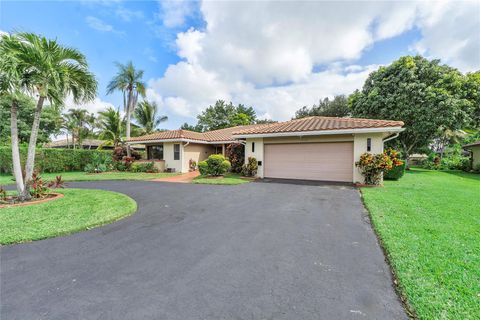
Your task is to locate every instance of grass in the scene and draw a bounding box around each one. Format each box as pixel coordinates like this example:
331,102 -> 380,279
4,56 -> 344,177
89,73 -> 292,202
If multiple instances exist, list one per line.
0,188 -> 137,245
361,168 -> 480,319
192,173 -> 251,185
0,171 -> 178,185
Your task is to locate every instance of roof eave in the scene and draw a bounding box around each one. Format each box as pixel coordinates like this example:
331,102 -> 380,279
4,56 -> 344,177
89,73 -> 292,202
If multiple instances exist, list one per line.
127,138 -> 236,145
232,127 -> 405,139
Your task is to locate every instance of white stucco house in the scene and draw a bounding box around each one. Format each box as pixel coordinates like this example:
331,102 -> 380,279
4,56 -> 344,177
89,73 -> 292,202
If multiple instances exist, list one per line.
128,116 -> 404,183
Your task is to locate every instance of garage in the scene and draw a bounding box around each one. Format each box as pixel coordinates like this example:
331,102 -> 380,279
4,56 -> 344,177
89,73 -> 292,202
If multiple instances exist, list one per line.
263,142 -> 354,182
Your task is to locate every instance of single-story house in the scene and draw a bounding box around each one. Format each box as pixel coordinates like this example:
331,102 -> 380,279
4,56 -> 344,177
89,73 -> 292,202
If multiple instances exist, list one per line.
128,116 -> 404,183
463,141 -> 480,169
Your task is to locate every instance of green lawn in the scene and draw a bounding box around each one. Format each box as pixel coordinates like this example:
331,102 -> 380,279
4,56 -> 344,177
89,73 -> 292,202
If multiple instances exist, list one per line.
361,168 -> 480,319
0,188 -> 137,244
0,171 -> 177,185
192,173 -> 251,185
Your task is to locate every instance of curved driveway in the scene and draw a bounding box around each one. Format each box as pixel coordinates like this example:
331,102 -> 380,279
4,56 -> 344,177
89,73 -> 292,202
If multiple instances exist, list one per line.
1,181 -> 406,319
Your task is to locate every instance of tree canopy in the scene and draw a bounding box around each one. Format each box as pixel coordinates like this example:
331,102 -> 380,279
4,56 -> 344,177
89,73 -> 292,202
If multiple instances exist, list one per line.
295,95 -> 350,119
350,55 -> 473,159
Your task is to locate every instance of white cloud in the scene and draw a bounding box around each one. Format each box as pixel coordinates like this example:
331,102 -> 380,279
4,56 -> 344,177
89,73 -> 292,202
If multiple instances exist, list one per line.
159,0 -> 196,28
63,95 -> 115,115
115,7 -> 144,22
85,16 -> 123,34
147,0 -> 480,123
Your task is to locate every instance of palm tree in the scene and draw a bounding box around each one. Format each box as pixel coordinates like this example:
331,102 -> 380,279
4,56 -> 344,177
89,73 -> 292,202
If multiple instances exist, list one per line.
0,34 -> 26,199
134,100 -> 167,134
64,108 -> 94,149
7,32 -> 97,199
106,61 -> 145,156
98,107 -> 123,148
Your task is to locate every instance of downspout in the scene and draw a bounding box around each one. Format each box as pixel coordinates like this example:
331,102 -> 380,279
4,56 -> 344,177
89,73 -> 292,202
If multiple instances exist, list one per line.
383,132 -> 400,143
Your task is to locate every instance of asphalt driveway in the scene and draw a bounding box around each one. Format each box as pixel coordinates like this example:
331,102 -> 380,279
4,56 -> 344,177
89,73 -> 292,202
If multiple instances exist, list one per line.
1,181 -> 406,319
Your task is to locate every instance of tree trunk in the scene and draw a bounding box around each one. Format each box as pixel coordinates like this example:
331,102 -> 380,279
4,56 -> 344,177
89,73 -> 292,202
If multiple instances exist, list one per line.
125,91 -> 132,157
10,100 -> 26,201
22,96 -> 45,199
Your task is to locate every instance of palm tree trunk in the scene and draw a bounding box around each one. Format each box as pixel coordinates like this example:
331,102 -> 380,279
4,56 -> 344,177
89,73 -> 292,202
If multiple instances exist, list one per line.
125,91 -> 132,157
10,100 -> 26,201
22,95 -> 45,199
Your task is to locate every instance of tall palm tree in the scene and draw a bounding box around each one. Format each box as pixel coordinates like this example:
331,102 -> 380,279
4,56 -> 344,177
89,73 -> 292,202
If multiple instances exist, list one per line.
134,100 -> 167,134
0,34 -> 26,199
64,108 -> 94,149
7,32 -> 97,199
98,107 -> 123,148
106,61 -> 145,156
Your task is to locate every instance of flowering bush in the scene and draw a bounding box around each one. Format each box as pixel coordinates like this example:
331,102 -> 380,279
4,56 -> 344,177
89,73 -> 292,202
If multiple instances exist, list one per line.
356,149 -> 403,185
242,157 -> 258,177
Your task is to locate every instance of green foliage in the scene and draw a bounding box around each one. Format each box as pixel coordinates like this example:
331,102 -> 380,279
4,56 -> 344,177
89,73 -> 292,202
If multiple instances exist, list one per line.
200,154 -> 231,176
133,100 -> 167,134
356,149 -> 403,185
180,122 -> 204,132
0,146 -> 112,173
130,161 -> 158,173
242,157 -> 258,177
84,153 -> 111,173
422,152 -> 471,171
226,143 -> 245,173
196,100 -> 257,131
0,93 -> 62,144
384,162 -> 406,180
295,95 -> 350,119
198,160 -> 208,175
350,55 -> 472,158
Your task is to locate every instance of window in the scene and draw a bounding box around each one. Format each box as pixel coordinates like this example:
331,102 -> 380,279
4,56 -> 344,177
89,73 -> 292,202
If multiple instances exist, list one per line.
174,144 -> 180,160
148,145 -> 164,160
367,138 -> 372,152
252,142 -> 255,153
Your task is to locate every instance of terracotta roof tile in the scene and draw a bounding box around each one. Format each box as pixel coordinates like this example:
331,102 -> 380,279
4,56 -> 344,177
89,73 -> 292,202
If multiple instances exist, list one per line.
232,116 -> 404,135
128,116 -> 404,143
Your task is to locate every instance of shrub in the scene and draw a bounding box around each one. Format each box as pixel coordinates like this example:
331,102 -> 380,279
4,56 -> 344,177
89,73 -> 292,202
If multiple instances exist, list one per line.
226,143 -> 245,173
47,176 -> 65,189
198,160 -> 208,175
200,154 -> 231,176
28,172 -> 48,198
384,162 -> 405,180
242,157 -> 258,177
84,153 -> 110,173
356,149 -> 403,185
189,159 -> 197,171
421,152 -> 471,171
0,186 -> 6,201
473,163 -> 480,173
0,146 -> 112,173
130,161 -> 158,173
112,146 -> 141,161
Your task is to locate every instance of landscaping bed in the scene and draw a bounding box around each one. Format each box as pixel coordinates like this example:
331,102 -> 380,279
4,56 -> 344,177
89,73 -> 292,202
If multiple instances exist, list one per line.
361,168 -> 480,319
0,188 -> 137,245
192,173 -> 251,185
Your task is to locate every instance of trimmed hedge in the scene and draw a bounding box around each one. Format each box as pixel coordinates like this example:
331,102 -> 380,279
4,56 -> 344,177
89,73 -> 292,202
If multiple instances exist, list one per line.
0,146 -> 112,173
384,162 -> 406,180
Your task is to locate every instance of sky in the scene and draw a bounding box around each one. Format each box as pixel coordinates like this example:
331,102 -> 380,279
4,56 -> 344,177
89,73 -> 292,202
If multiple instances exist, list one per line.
1,0 -> 479,130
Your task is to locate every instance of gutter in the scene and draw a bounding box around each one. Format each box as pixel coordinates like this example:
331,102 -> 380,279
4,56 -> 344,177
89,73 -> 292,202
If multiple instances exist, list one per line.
232,127 -> 405,139
382,132 -> 401,143
126,138 -> 237,145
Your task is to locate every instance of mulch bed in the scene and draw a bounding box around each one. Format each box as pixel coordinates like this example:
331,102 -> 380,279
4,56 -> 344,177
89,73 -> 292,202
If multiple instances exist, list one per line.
0,193 -> 64,208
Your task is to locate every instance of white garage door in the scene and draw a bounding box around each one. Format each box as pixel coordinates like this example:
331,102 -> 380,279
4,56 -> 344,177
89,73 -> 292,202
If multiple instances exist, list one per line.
264,142 -> 354,182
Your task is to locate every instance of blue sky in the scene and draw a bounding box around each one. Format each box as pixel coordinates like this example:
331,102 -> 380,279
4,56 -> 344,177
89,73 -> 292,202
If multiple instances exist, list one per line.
1,1 -> 478,130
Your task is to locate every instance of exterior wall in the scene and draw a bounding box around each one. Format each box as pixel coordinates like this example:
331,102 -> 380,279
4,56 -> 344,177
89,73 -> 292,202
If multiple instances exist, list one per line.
246,133 -> 386,182
183,143 -> 215,172
471,145 -> 480,168
353,133 -> 384,183
245,138 -> 265,178
163,142 -> 183,173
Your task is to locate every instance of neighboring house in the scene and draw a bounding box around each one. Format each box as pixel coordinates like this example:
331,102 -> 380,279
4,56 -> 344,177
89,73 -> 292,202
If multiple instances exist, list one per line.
463,141 -> 480,169
128,116 -> 404,183
44,138 -> 144,150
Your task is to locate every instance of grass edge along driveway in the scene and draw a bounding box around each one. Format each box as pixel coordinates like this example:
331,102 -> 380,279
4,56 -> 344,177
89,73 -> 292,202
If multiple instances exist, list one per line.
0,188 -> 137,245
0,171 -> 178,185
361,169 -> 480,319
192,173 -> 250,185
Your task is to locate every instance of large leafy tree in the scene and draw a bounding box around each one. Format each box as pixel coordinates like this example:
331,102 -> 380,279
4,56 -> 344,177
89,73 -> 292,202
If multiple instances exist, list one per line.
195,100 -> 256,131
463,71 -> 480,128
0,93 -> 62,144
0,32 -> 97,199
107,61 -> 145,155
350,56 -> 471,165
133,100 -> 167,134
295,95 -> 350,119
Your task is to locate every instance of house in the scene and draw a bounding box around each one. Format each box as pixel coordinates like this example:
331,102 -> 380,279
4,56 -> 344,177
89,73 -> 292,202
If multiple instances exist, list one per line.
44,138 -> 144,150
463,141 -> 480,170
127,116 -> 404,183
